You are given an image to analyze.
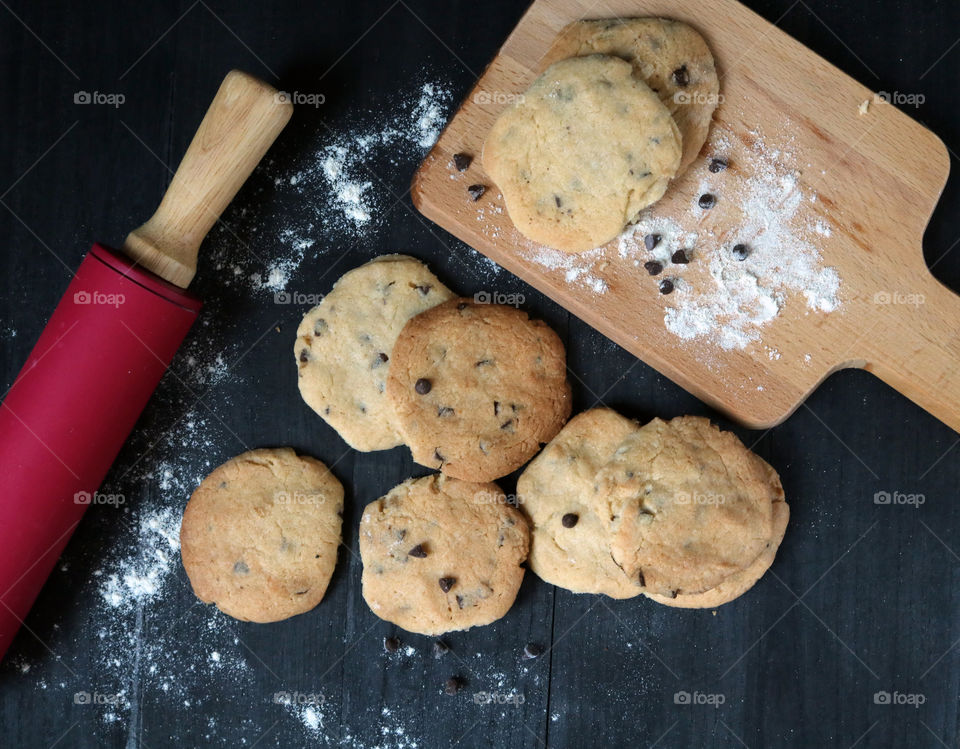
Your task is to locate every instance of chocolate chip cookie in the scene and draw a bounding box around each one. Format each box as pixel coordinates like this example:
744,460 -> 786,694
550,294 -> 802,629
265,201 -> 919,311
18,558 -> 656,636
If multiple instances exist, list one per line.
595,416 -> 778,597
544,18 -> 720,175
180,448 -> 344,623
359,474 -> 529,635
295,255 -> 454,451
386,298 -> 571,482
483,54 -> 682,252
516,408 -> 643,598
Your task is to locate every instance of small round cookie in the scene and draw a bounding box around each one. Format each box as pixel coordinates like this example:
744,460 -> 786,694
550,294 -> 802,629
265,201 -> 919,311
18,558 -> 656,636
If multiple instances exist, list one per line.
517,408 -> 642,598
386,299 -> 572,482
295,255 -> 454,452
596,416 -> 776,597
180,448 -> 344,623
483,54 -> 682,252
544,18 -> 720,175
359,474 -> 529,635
645,487 -> 788,608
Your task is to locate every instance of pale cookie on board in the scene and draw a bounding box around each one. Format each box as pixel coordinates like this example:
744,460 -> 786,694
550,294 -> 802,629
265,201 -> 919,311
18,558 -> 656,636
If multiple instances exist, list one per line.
596,416 -> 777,597
544,18 -> 721,175
483,55 -> 682,252
386,298 -> 572,482
516,408 -> 642,599
359,474 -> 529,636
295,255 -> 454,452
180,448 -> 344,623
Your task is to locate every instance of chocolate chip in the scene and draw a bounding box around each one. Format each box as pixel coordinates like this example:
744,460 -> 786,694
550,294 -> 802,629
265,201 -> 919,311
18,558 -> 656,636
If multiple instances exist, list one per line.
457,301 -> 469,311
434,449 -> 445,464
444,676 -> 464,695
698,193 -> 716,209
554,195 -> 562,208
408,544 -> 427,558
299,349 -> 310,363
669,589 -> 679,599
414,284 -> 433,295
659,279 -> 675,295
493,401 -> 501,415
232,561 -> 249,574
522,643 -> 545,660
732,243 -> 751,261
433,640 -> 449,658
439,577 -> 456,592
638,569 -> 646,587
437,406 -> 454,417
671,249 -> 690,264
672,65 -> 690,87
643,260 -> 663,276
708,157 -> 728,173
378,352 -> 389,362
644,233 -> 661,250
561,513 -> 579,528
475,358 -> 492,367
452,152 -> 472,171
415,378 -> 432,394
467,184 -> 486,201
456,594 -> 464,609
314,319 -> 327,336
500,419 -> 514,431
384,636 -> 401,653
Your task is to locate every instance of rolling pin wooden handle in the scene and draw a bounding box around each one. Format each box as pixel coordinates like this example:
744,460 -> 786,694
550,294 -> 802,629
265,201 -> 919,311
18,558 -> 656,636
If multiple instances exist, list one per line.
864,276 -> 960,433
123,70 -> 293,288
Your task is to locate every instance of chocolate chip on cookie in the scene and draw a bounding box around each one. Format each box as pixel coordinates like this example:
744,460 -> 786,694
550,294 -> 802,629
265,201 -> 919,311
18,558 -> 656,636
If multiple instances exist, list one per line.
561,513 -> 579,528
453,153 -> 472,172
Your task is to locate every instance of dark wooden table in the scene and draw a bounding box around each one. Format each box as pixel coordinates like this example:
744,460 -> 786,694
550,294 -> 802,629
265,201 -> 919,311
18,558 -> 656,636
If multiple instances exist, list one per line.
1,1 -> 959,746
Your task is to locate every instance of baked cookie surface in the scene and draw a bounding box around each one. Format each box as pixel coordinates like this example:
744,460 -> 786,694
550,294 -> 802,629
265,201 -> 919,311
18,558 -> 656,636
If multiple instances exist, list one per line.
359,474 -> 529,635
596,416 -> 777,597
180,448 -> 344,623
516,408 -> 642,598
386,298 -> 571,482
483,54 -> 682,252
295,255 -> 454,452
544,18 -> 720,175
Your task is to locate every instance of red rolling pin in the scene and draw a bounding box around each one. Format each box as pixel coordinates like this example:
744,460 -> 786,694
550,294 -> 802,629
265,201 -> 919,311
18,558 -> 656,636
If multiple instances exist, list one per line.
0,70 -> 292,660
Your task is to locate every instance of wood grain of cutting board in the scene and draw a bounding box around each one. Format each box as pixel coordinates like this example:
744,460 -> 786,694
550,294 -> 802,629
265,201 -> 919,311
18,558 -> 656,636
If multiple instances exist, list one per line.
411,0 -> 960,432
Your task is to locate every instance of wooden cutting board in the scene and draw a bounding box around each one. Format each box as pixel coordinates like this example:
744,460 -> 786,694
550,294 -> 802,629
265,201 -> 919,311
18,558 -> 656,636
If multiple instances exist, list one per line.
411,0 -> 960,432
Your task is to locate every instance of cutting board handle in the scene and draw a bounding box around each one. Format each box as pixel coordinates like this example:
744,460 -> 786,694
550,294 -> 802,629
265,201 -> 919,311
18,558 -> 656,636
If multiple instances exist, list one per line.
123,70 -> 293,288
864,275 -> 960,433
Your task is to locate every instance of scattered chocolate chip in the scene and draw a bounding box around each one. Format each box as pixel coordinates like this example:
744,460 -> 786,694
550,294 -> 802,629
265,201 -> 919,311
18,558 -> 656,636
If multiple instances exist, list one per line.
659,279 -> 675,295
554,195 -> 562,208
708,157 -> 728,173
434,449 -> 445,464
299,349 -> 310,363
644,233 -> 661,250
467,184 -> 486,201
384,636 -> 401,653
561,513 -> 579,528
414,284 -> 433,295
232,561 -> 249,574
437,406 -> 455,417
378,352 -> 389,362
456,594 -> 464,609
522,643 -> 545,660
453,152 -> 472,171
671,249 -> 690,264
408,544 -> 428,558
500,419 -> 514,431
415,378 -> 432,395
643,260 -> 663,276
444,676 -> 464,695
732,243 -> 751,261
439,577 -> 456,592
638,569 -> 646,587
669,589 -> 679,599
475,358 -> 492,367
314,319 -> 328,336
433,640 -> 449,658
698,193 -> 716,209
493,401 -> 501,415
672,65 -> 690,87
